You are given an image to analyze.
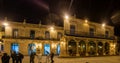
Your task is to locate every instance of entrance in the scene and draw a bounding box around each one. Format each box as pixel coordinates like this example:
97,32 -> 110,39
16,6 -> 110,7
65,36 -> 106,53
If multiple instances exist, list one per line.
68,40 -> 76,56
28,43 -> 36,55
11,43 -> 19,53
57,44 -> 60,55
44,44 -> 50,55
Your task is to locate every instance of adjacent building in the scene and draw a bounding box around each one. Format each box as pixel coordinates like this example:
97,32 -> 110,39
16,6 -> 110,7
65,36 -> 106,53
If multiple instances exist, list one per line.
0,16 -> 117,57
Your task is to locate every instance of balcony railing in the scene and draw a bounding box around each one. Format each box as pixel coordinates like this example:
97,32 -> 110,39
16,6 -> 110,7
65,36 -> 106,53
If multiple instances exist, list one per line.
64,30 -> 115,40
2,36 -> 60,41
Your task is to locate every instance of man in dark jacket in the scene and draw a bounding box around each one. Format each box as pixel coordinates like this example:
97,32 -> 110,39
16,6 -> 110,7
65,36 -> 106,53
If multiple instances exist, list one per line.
11,51 -> 16,63
1,53 -> 10,63
50,52 -> 54,63
16,52 -> 24,63
30,52 -> 36,63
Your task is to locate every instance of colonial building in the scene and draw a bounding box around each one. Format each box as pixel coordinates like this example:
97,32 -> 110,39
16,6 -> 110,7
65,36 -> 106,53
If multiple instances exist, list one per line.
0,16 -> 117,57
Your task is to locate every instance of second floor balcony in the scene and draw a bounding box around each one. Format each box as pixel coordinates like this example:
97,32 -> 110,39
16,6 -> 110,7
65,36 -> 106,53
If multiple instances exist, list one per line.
2,36 -> 60,41
64,30 -> 115,40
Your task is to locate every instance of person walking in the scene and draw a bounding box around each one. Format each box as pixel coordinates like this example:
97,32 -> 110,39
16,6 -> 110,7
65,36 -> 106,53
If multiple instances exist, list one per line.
50,52 -> 54,63
36,52 -> 42,63
46,51 -> 50,63
1,53 -> 10,63
30,52 -> 36,63
11,51 -> 16,63
16,52 -> 24,63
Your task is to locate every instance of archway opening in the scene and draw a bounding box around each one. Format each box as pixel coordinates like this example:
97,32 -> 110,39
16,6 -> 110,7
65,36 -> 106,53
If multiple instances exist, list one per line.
88,41 -> 96,56
44,44 -> 50,55
98,42 -> 103,55
11,43 -> 19,54
28,43 -> 36,55
68,40 -> 76,56
79,40 -> 86,56
105,42 -> 109,55
57,44 -> 60,55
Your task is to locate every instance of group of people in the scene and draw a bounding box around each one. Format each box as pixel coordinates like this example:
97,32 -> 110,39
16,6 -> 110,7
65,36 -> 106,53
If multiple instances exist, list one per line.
1,51 -> 54,63
30,51 -> 54,63
1,51 -> 24,63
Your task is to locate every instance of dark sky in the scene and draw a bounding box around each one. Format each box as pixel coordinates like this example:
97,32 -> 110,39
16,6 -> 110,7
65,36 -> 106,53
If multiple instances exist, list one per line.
0,0 -> 120,36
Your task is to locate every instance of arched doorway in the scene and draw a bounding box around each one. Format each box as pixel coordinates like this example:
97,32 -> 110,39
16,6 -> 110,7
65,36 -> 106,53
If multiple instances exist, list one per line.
78,40 -> 86,56
105,42 -> 109,55
28,43 -> 36,55
88,41 -> 96,56
56,44 -> 60,55
68,40 -> 76,56
44,44 -> 50,55
98,42 -> 103,55
11,43 -> 19,53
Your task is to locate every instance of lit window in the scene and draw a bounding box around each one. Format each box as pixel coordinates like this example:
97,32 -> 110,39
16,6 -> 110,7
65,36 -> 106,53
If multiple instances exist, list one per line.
89,28 -> 94,37
57,32 -> 62,39
12,29 -> 18,38
70,25 -> 75,35
11,43 -> 19,53
30,30 -> 35,39
45,31 -> 50,39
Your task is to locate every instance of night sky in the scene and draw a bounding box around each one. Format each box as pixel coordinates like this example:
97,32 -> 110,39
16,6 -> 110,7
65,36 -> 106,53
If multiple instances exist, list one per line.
0,0 -> 120,36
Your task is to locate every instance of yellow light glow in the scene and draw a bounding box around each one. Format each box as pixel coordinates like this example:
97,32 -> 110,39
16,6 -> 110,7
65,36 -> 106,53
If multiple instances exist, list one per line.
52,43 -> 56,48
85,19 -> 88,23
102,23 -> 105,27
3,22 -> 9,26
64,14 -> 69,19
50,26 -> 54,30
36,43 -> 42,48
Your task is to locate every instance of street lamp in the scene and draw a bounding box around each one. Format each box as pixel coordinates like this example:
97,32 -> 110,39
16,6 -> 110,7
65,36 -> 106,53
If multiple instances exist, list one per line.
102,23 -> 105,27
85,19 -> 88,23
3,22 -> 9,26
64,14 -> 69,20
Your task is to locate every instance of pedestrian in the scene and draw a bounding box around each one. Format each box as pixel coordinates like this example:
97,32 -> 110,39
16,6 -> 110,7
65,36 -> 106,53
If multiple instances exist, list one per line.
50,52 -> 54,63
46,51 -> 50,63
11,51 -> 16,63
30,52 -> 36,63
36,52 -> 42,63
1,53 -> 10,63
16,52 -> 24,63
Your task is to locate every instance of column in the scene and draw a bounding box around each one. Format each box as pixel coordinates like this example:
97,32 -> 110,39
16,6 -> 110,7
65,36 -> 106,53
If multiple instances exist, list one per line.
96,42 -> 98,56
86,42 -> 89,56
76,42 -> 79,56
103,43 -> 106,55
59,41 -> 66,56
19,42 -> 27,55
4,41 -> 11,55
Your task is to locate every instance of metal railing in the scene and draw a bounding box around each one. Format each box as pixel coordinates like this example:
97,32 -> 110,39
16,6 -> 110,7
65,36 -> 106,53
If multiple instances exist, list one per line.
2,36 -> 60,41
64,30 -> 115,40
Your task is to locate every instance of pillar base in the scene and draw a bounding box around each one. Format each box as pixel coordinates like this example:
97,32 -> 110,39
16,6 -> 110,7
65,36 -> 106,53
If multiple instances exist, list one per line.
103,53 -> 106,55
76,53 -> 79,56
86,53 -> 89,56
96,53 -> 99,56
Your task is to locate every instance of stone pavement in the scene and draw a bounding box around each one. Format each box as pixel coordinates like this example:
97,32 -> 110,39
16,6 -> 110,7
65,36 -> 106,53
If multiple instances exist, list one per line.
0,56 -> 120,63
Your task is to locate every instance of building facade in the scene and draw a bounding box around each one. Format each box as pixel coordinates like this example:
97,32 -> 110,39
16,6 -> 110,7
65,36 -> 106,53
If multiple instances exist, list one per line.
0,16 -> 117,57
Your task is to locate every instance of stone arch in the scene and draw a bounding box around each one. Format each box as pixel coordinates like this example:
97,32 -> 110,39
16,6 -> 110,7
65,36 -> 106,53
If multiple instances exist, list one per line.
88,41 -> 96,56
98,42 -> 103,55
105,42 -> 110,55
11,43 -> 19,53
68,39 -> 77,56
78,40 -> 86,56
28,43 -> 36,55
